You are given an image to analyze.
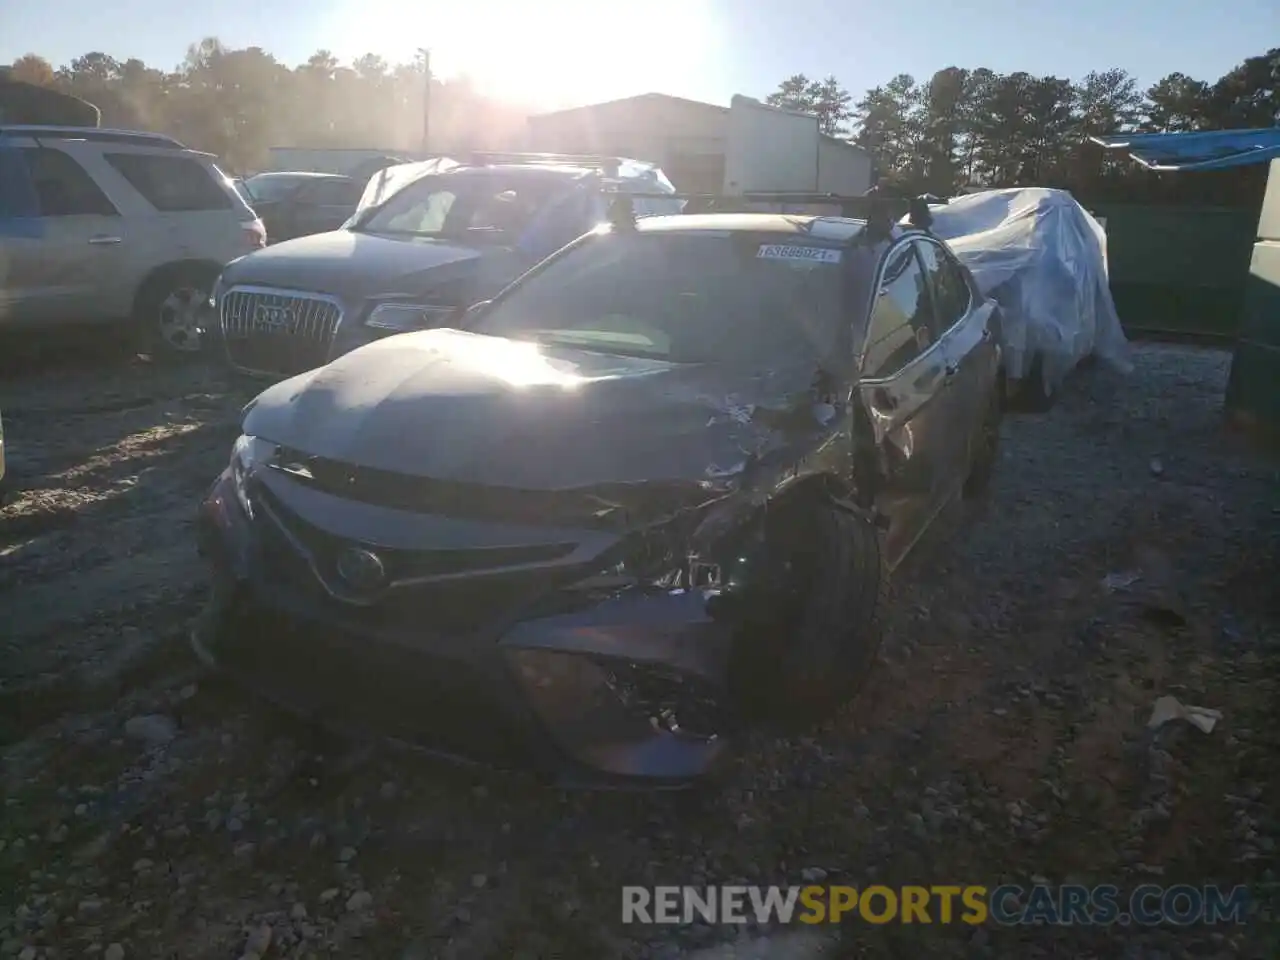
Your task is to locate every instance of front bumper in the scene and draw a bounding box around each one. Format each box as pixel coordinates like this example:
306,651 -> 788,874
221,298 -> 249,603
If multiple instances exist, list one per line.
193,471 -> 733,787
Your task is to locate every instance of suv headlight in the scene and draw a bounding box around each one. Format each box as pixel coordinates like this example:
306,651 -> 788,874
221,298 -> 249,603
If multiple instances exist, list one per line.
365,302 -> 460,332
229,434 -> 277,517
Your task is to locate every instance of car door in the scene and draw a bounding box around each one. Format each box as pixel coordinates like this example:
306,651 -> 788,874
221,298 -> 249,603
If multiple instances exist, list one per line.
291,178 -> 364,237
0,142 -> 41,326
914,237 -> 1000,492
855,240 -> 965,571
92,147 -> 250,280
2,145 -> 125,326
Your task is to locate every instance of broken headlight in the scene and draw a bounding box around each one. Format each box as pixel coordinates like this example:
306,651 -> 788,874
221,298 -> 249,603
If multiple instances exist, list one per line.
569,519 -> 723,595
229,434 -> 277,518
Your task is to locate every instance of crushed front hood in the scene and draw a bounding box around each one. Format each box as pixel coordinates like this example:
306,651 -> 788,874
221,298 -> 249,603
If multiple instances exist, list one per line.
242,328 -> 818,490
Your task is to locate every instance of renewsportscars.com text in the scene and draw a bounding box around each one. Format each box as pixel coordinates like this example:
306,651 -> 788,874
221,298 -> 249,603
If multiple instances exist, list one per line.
622,884 -> 1252,926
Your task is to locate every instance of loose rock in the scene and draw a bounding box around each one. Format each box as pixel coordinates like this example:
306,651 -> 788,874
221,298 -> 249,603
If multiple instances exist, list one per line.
123,715 -> 177,745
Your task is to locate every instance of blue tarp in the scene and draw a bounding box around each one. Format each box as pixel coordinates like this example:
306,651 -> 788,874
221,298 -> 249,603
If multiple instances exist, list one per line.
1091,128 -> 1280,172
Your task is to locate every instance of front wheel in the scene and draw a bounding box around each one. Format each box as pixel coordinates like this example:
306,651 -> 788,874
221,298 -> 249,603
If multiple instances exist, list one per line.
727,501 -> 888,731
134,267 -> 218,358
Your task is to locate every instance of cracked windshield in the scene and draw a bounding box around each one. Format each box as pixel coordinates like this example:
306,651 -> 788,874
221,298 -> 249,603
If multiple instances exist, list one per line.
0,1 -> 1277,958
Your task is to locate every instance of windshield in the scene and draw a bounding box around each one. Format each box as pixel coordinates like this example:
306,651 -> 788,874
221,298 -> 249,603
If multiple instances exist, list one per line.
355,174 -> 556,241
242,175 -> 310,203
470,230 -> 846,365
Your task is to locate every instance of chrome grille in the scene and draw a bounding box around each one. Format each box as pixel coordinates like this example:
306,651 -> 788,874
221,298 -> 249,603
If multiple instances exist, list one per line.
221,286 -> 342,377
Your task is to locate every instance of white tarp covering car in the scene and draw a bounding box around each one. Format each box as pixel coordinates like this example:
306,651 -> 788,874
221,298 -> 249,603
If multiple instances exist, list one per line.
920,188 -> 1132,400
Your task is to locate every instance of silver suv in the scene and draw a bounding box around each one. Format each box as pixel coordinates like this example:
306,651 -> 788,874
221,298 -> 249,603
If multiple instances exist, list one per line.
0,125 -> 265,353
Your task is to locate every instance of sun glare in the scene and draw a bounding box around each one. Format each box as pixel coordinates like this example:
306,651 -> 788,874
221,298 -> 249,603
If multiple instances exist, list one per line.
326,0 -> 718,108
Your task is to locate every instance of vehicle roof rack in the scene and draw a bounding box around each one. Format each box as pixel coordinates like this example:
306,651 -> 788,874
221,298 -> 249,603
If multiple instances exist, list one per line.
468,151 -> 624,177
0,125 -> 187,149
603,190 -> 917,238
603,188 -> 941,242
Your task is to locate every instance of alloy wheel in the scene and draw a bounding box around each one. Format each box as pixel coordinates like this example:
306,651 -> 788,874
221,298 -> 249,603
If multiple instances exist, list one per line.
156,286 -> 208,353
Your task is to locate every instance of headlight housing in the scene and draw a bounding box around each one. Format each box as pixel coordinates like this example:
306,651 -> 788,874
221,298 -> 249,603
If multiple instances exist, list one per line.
228,434 -> 277,518
365,302 -> 460,332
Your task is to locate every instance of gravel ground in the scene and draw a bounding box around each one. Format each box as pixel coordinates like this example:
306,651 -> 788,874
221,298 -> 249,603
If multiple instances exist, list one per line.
0,342 -> 1277,960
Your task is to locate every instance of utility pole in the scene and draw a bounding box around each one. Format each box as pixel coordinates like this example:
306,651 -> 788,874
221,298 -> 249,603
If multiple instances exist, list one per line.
419,48 -> 431,155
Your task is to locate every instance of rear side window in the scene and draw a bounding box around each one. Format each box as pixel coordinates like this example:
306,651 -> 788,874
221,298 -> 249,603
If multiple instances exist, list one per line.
914,240 -> 972,332
0,146 -> 39,218
863,243 -> 935,378
19,147 -> 118,217
104,153 -> 232,212
300,179 -> 363,205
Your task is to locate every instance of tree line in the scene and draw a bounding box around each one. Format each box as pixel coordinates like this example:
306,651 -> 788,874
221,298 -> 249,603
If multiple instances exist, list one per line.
766,49 -> 1279,201
4,41 -> 1277,202
3,41 -> 528,173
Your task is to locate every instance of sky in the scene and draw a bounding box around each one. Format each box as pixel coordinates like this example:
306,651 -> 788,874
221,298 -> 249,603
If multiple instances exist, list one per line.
2,0 -> 1276,113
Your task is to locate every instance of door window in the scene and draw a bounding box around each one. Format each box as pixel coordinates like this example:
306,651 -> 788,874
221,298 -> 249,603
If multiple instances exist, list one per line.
20,147 -> 118,217
103,153 -> 231,212
299,179 -> 363,206
863,243 -> 935,379
914,240 -> 972,334
0,147 -> 39,218
520,189 -> 594,259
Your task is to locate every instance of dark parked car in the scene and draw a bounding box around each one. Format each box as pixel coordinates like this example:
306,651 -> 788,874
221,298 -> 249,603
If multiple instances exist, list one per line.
208,154 -> 683,379
239,171 -> 365,243
192,206 -> 1004,788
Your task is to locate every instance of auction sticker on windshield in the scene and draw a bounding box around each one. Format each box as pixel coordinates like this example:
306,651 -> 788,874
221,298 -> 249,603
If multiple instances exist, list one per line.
757,244 -> 842,263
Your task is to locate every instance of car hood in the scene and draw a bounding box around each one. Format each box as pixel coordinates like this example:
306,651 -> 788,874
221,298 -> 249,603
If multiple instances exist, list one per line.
241,328 -> 819,490
220,230 -> 494,300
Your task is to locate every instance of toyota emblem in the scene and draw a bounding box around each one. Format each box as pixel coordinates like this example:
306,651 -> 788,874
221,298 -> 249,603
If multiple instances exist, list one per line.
335,547 -> 386,593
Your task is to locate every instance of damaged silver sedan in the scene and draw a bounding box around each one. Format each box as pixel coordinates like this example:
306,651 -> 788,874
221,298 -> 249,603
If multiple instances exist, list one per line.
192,209 -> 1004,787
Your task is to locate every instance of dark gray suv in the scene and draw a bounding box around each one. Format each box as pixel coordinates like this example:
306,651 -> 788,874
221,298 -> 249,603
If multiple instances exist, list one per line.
209,154 -> 682,379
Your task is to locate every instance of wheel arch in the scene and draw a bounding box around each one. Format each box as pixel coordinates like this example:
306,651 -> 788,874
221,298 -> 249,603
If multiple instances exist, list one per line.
132,258 -> 224,316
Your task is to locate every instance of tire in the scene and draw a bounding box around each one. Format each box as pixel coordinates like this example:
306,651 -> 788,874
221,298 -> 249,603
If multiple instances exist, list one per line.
964,385 -> 1003,498
728,501 -> 888,731
134,265 -> 219,358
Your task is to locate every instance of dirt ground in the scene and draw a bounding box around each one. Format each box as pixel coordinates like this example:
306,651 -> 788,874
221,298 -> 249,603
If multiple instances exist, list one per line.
0,341 -> 1277,960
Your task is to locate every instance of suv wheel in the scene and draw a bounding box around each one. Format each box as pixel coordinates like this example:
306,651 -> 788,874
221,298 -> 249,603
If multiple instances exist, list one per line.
136,267 -> 217,357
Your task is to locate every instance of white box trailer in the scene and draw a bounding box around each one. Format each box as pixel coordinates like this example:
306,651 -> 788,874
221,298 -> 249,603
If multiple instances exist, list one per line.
722,95 -> 873,204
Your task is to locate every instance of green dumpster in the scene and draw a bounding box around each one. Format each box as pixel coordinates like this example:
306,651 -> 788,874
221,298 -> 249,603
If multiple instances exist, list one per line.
1225,158 -> 1280,441
1092,202 -> 1257,340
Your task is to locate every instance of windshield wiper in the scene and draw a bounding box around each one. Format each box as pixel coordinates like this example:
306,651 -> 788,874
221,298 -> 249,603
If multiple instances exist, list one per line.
356,227 -> 449,239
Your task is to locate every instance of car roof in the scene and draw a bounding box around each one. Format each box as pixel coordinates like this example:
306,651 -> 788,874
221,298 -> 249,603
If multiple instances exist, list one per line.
635,213 -> 877,244
0,125 -> 186,149
446,163 -> 601,182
